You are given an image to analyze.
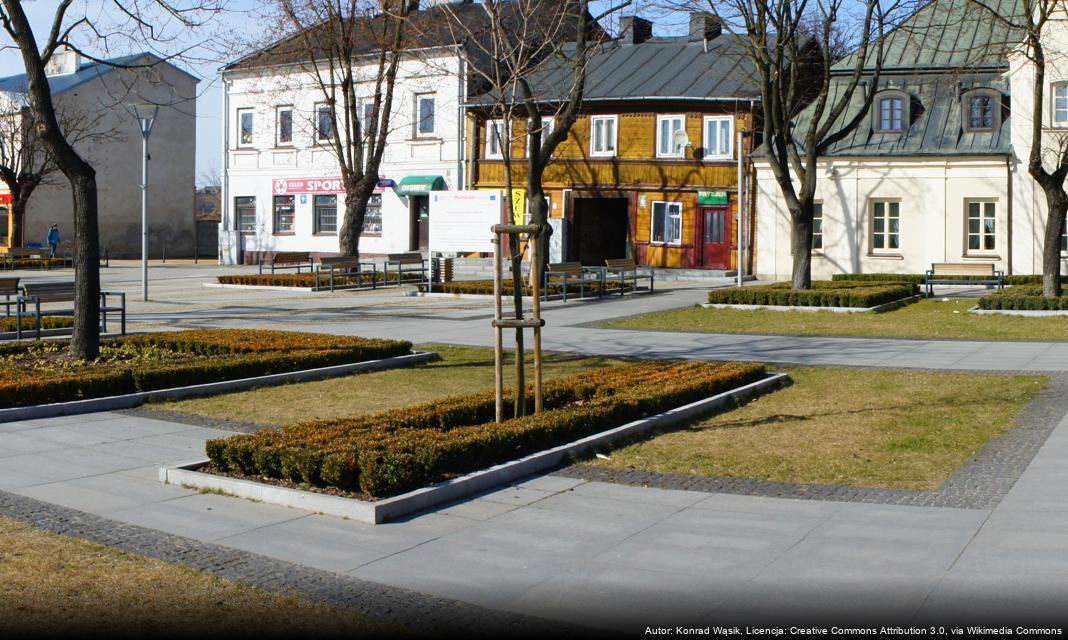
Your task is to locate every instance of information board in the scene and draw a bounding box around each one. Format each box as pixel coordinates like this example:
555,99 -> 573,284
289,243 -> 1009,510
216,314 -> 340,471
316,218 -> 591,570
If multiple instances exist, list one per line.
429,190 -> 503,254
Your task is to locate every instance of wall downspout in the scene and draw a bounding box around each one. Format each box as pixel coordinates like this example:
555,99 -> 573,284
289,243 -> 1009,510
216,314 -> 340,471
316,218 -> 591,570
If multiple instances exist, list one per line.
457,48 -> 466,191
1006,155 -> 1013,275
221,75 -> 231,264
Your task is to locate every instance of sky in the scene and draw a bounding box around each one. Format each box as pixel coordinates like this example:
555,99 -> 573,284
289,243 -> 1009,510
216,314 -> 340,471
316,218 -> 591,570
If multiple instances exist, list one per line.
0,1 -> 686,186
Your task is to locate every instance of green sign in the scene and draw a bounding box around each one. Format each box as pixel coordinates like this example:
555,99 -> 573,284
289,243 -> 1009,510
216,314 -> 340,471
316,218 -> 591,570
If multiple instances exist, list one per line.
395,175 -> 447,196
698,190 -> 729,205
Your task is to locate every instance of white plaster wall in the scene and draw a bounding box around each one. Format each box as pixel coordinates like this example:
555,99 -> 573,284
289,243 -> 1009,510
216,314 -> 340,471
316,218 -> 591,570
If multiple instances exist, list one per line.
755,158 -> 1010,281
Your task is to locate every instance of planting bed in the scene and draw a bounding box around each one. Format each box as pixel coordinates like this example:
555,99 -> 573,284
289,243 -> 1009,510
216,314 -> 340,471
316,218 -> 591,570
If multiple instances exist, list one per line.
977,286 -> 1068,311
216,273 -> 407,289
0,329 -> 412,409
0,315 -> 74,333
202,361 -> 768,500
708,280 -> 918,309
425,279 -> 630,297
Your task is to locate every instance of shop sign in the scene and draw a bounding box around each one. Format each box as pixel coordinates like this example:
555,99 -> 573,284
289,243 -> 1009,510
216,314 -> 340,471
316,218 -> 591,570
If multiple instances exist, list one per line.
0,193 -> 11,205
698,190 -> 729,205
273,177 -> 343,195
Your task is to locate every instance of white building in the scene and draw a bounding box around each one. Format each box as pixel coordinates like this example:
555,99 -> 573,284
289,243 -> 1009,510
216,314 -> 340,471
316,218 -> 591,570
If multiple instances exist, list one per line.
754,0 -> 1067,281
219,2 -> 498,264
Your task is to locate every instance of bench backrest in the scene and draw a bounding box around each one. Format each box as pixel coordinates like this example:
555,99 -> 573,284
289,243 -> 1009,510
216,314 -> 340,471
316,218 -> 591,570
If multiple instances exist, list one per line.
386,252 -> 424,265
270,251 -> 312,264
605,258 -> 639,272
22,282 -> 76,302
548,262 -> 586,276
0,277 -> 19,295
319,256 -> 362,268
931,263 -> 996,277
7,247 -> 46,259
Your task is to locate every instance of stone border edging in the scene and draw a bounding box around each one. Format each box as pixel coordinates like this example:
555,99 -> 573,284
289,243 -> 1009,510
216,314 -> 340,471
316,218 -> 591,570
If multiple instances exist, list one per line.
970,306 -> 1068,317
0,351 -> 436,424
0,327 -> 73,341
204,283 -> 317,292
161,372 -> 789,524
701,295 -> 920,314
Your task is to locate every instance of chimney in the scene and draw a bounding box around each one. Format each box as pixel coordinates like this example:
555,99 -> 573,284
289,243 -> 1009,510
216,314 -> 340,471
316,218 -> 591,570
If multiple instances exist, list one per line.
620,15 -> 653,45
689,12 -> 722,42
44,46 -> 81,77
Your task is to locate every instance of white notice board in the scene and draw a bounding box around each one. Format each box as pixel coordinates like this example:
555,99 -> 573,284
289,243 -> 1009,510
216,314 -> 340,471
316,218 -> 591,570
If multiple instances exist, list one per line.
429,190 -> 503,253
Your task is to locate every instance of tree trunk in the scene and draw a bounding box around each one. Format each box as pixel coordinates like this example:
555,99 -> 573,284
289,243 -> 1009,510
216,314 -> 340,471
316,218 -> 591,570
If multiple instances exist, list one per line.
509,232 -> 525,419
339,192 -> 369,259
71,172 -> 101,360
790,200 -> 814,290
9,193 -> 27,247
1042,190 -> 1067,298
526,187 -> 549,284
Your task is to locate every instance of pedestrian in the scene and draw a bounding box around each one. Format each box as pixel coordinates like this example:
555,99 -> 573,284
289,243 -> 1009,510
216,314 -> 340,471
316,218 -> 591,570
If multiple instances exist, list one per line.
47,224 -> 60,258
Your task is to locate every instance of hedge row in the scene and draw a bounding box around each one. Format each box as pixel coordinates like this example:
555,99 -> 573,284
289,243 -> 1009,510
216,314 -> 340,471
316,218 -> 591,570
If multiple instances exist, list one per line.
3,258 -> 69,270
0,329 -> 412,408
977,286 -> 1068,311
217,272 -> 404,288
206,361 -> 767,497
831,273 -> 1043,286
708,280 -> 917,308
428,279 -> 623,297
0,315 -> 74,332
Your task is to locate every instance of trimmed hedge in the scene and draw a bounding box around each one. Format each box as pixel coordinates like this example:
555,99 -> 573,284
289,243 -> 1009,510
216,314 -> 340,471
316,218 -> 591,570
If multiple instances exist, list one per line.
0,315 -> 74,332
217,272 -> 403,288
205,361 -> 767,498
0,329 -> 412,408
427,279 -> 623,297
4,258 -> 69,270
708,280 -> 917,308
831,273 -> 1043,286
977,286 -> 1068,311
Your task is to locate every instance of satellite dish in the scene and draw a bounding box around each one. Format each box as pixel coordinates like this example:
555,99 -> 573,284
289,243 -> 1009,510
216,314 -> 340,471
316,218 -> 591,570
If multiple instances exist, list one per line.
672,128 -> 691,149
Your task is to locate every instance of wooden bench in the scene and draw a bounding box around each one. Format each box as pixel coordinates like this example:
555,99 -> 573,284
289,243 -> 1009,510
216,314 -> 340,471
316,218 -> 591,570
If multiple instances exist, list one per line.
383,252 -> 428,286
924,263 -> 1003,297
259,251 -> 314,275
603,258 -> 654,296
5,247 -> 52,270
315,256 -> 378,292
543,261 -> 603,302
15,281 -> 126,340
0,277 -> 21,317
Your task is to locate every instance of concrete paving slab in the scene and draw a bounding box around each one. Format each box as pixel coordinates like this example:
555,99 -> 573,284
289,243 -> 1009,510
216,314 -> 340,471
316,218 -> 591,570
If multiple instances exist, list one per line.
949,510 -> 1068,575
515,474 -> 586,492
475,485 -> 555,507
107,492 -> 310,541
0,431 -> 66,457
13,472 -> 196,515
916,573 -> 1068,624
568,480 -> 710,508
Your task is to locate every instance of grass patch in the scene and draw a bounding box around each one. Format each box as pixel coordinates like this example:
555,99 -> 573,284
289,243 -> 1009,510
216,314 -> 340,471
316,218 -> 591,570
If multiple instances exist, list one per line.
0,515 -> 386,636
604,297 -> 1068,341
159,344 -> 626,426
592,367 -> 1046,490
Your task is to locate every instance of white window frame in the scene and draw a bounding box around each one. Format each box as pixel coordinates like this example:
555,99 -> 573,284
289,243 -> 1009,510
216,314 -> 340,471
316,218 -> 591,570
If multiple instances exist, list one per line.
650,201 -> 683,246
527,117 -> 555,157
965,199 -> 997,255
235,196 -> 256,233
656,114 -> 686,159
702,115 -> 734,160
589,115 -> 618,157
415,93 -> 436,138
873,91 -> 908,133
313,194 -> 338,235
1053,83 -> 1068,127
273,194 -> 295,234
363,193 -> 383,236
275,106 -> 293,147
485,119 -> 508,160
315,102 -> 334,143
962,89 -> 1000,133
870,199 -> 901,254
812,201 -> 824,252
236,108 -> 254,148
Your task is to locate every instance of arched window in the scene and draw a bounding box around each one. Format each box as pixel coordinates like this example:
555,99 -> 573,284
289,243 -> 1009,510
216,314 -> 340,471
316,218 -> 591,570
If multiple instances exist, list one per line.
873,90 -> 909,133
963,89 -> 1001,133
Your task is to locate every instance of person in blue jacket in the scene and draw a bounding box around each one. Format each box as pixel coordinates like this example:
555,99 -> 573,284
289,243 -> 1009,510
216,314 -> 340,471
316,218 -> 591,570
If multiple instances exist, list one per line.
47,224 -> 60,258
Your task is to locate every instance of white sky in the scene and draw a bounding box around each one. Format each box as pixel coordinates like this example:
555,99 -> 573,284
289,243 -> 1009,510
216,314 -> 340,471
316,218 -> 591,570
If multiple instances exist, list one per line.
0,1 -> 685,186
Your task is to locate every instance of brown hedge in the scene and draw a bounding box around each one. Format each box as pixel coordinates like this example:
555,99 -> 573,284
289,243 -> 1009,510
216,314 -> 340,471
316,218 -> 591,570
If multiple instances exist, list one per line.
0,329 -> 411,408
205,361 -> 767,497
0,315 -> 74,332
217,272 -> 405,288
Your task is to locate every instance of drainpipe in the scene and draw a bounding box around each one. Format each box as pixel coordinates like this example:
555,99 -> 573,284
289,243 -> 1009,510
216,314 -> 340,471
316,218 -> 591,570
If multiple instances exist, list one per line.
457,48 -> 466,191
737,129 -> 745,288
1006,155 -> 1013,275
221,75 -> 231,264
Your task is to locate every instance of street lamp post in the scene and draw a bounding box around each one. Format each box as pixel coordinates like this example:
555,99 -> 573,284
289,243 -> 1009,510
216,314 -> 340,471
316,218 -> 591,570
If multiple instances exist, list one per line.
129,103 -> 159,302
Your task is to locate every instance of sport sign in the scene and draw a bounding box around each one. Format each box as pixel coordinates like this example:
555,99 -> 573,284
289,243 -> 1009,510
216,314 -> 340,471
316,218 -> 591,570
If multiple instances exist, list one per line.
273,177 -> 343,195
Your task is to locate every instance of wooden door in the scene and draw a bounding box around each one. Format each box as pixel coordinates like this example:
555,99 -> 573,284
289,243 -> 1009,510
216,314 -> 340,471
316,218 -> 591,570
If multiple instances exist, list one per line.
699,205 -> 731,269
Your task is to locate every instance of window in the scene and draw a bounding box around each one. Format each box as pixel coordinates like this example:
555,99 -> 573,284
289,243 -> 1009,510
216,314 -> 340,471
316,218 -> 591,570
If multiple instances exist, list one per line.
314,194 -> 337,234
359,100 -> 377,139
657,115 -> 686,158
874,91 -> 907,133
485,120 -> 507,159
316,103 -> 334,142
276,107 -> 293,146
527,117 -> 555,157
590,115 -> 617,157
963,90 -> 999,132
812,202 -> 824,251
416,94 -> 435,136
965,200 -> 996,253
651,201 -> 683,245
1062,214 -> 1067,253
237,109 -> 254,146
702,116 -> 733,159
1053,83 -> 1068,126
273,195 -> 295,233
235,196 -> 256,233
871,200 -> 900,252
363,194 -> 382,235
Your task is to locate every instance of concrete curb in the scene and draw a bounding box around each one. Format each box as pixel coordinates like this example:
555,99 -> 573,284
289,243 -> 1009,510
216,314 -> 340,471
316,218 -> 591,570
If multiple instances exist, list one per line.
970,306 -> 1068,317
701,295 -> 920,314
0,351 -> 436,423
0,327 -> 74,341
161,372 -> 788,524
204,283 -> 317,292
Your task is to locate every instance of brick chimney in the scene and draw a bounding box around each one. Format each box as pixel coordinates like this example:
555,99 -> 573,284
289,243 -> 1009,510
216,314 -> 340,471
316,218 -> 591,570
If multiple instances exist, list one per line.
620,16 -> 653,45
689,12 -> 722,42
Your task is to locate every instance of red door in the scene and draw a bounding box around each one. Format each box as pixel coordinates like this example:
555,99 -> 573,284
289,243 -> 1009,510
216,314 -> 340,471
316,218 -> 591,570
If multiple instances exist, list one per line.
699,205 -> 731,269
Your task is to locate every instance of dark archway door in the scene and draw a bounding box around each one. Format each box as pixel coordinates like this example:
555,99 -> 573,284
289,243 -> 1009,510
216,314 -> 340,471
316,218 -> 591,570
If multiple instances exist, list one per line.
572,197 -> 629,266
699,205 -> 732,269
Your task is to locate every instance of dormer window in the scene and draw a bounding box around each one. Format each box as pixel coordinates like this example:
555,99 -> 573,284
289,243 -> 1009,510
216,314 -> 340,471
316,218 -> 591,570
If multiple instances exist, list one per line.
963,89 -> 1000,133
874,90 -> 908,133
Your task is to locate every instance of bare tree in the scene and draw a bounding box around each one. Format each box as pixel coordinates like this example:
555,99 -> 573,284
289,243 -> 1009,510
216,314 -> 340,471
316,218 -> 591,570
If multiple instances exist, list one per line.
0,1 -> 221,359
969,0 -> 1066,297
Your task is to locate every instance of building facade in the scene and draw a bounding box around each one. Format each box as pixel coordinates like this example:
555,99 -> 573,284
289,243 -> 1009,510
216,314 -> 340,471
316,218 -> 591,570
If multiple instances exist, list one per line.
0,50 -> 198,257
469,13 -> 760,272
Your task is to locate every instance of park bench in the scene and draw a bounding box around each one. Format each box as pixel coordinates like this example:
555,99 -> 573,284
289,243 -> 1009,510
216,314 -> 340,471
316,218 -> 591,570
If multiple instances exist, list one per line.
383,252 -> 428,286
603,258 -> 654,296
923,263 -> 1003,297
258,251 -> 314,275
15,281 -> 126,340
315,256 -> 379,292
4,247 -> 53,270
543,261 -> 603,302
1,277 -> 22,317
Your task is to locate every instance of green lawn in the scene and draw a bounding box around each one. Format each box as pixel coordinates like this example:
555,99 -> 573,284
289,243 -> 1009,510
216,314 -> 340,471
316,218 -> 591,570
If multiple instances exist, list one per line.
159,344 -> 624,426
593,367 -> 1046,490
603,297 -> 1068,341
